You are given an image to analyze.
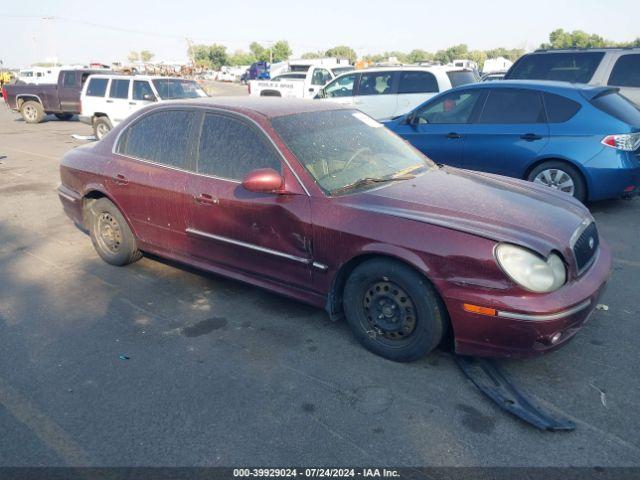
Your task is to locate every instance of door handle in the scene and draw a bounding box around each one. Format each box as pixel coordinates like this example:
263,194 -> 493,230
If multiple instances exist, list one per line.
446,132 -> 462,139
106,100 -> 114,103
114,174 -> 128,186
194,193 -> 219,205
129,102 -> 137,106
520,133 -> 543,141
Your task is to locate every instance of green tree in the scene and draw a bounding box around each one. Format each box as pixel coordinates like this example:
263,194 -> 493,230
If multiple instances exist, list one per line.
228,50 -> 256,66
434,44 -> 468,64
127,51 -> 139,63
406,49 -> 434,64
270,40 -> 292,62
188,44 -> 228,69
249,42 -> 268,62
140,50 -> 154,62
325,45 -> 357,63
301,51 -> 324,59
541,28 -> 607,49
468,50 -> 488,70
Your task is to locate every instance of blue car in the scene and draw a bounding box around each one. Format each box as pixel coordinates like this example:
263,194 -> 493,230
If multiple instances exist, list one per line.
384,80 -> 640,202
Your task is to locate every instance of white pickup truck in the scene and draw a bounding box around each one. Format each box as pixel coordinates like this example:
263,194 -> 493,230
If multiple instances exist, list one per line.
248,60 -> 353,99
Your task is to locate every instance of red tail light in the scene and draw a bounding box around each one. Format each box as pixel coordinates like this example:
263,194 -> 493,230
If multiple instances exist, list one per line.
1,87 -> 6,101
601,133 -> 640,151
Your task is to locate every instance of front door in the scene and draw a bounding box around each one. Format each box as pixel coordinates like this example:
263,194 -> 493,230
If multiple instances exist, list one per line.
393,89 -> 484,167
185,112 -> 313,289
59,71 -> 82,111
462,88 -> 549,177
320,72 -> 358,108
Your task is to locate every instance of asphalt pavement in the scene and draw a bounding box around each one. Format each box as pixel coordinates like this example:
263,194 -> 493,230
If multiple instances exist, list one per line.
0,84 -> 639,468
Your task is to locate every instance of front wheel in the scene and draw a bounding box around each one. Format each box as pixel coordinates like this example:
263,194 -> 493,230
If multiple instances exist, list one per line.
87,198 -> 142,266
343,259 -> 446,362
93,117 -> 113,140
527,161 -> 586,202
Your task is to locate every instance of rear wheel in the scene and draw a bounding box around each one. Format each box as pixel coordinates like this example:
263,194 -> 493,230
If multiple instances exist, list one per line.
86,198 -> 142,266
20,100 -> 45,123
527,161 -> 586,202
93,117 -> 113,140
55,113 -> 74,121
343,258 -> 446,362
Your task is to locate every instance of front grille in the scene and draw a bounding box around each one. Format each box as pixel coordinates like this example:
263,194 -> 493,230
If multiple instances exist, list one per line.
573,222 -> 599,274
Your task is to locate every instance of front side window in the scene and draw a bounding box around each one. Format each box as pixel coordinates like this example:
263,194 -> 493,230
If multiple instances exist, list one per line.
416,90 -> 483,124
311,68 -> 332,86
478,89 -> 545,124
398,71 -> 438,94
86,78 -> 108,97
133,81 -> 155,101
152,79 -> 206,99
109,79 -> 130,99
506,52 -> 604,83
324,73 -> 356,98
117,110 -> 198,169
271,109 -> 433,195
197,113 -> 281,180
62,72 -> 76,87
608,54 -> 640,88
357,72 -> 394,96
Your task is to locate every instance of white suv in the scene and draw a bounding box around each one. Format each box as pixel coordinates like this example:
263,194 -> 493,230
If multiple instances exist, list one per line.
316,66 -> 479,120
80,75 -> 207,139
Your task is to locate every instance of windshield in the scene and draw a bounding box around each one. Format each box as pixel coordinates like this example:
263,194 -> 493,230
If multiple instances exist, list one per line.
331,66 -> 355,76
506,52 -> 604,83
447,70 -> 479,87
152,79 -> 207,99
271,109 -> 433,195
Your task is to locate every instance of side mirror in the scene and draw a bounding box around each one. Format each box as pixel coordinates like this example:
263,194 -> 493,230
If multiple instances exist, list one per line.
403,112 -> 418,125
143,93 -> 157,102
242,168 -> 285,194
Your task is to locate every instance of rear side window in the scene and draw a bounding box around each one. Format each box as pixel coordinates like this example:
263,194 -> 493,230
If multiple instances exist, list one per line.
446,70 -> 478,87
132,81 -> 155,101
117,110 -> 198,169
197,113 -> 281,180
86,78 -> 108,97
608,54 -> 640,87
590,92 -> 640,125
479,89 -> 545,124
62,72 -> 76,87
506,52 -> 604,83
311,68 -> 332,86
543,92 -> 581,122
109,79 -> 130,99
398,71 -> 438,94
357,71 -> 394,96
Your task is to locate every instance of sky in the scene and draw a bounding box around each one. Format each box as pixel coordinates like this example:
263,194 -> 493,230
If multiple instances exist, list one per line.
1,0 -> 638,67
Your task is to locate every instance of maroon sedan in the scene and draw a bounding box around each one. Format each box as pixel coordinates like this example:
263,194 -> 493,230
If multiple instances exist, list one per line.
58,98 -> 611,361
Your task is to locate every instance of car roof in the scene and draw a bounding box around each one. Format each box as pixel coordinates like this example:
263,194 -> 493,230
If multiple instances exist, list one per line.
453,79 -> 614,97
158,97 -> 350,118
86,74 -> 191,80
531,47 -> 640,53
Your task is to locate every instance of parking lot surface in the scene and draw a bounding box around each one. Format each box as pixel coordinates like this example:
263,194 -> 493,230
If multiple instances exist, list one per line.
1,92 -> 639,467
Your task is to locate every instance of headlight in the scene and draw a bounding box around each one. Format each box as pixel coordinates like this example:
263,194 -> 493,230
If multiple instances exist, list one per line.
495,244 -> 566,293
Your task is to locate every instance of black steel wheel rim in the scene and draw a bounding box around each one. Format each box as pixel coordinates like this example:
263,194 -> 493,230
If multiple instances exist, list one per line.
363,280 -> 417,342
96,212 -> 122,254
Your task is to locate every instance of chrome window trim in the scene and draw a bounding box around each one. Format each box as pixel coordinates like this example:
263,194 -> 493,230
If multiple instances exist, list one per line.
110,104 -> 310,196
497,299 -> 591,321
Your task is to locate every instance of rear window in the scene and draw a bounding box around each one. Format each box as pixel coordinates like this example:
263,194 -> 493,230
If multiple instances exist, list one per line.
543,92 -> 581,122
86,78 -> 108,97
608,54 -> 640,88
590,92 -> 640,125
109,79 -> 130,99
398,71 -> 438,94
506,52 -> 604,83
446,70 -> 478,87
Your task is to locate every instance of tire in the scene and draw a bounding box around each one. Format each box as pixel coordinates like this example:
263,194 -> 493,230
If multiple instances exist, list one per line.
55,113 -> 74,121
86,198 -> 142,266
93,117 -> 113,140
20,100 -> 45,124
343,258 -> 446,362
527,161 -> 586,203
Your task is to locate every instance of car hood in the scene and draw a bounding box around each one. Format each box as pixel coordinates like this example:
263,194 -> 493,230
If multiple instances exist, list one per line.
343,166 -> 592,257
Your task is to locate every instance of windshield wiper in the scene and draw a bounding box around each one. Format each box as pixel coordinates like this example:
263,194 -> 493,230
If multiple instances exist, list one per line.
331,173 -> 415,195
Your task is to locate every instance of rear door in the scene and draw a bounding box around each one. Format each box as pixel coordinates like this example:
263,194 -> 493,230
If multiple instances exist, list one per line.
111,108 -> 198,252
392,89 -> 485,167
396,70 -> 440,117
353,70 -> 398,120
461,88 -> 549,177
607,53 -> 640,106
107,78 -> 132,124
185,111 -> 313,288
